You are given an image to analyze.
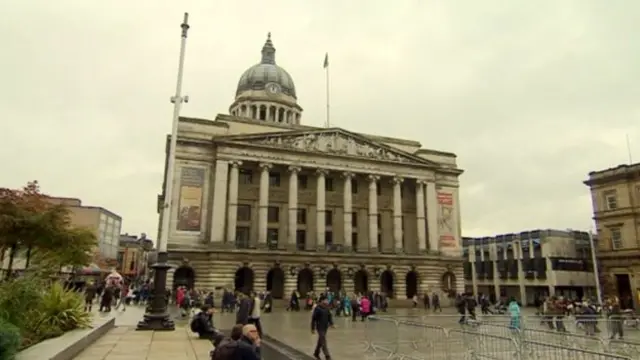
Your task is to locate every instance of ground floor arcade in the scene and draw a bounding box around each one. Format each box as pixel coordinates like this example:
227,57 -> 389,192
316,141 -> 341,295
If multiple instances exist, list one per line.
165,249 -> 464,300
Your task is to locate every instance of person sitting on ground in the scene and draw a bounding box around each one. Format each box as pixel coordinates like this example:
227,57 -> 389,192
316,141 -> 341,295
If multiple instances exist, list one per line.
190,305 -> 224,346
238,324 -> 261,360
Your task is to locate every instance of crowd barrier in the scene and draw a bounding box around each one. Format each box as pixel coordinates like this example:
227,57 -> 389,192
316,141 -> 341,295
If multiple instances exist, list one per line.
363,315 -> 640,360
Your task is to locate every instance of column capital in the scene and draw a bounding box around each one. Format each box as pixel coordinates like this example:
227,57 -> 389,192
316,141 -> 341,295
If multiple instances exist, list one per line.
342,171 -> 354,179
391,176 -> 404,184
230,160 -> 243,168
288,165 -> 301,173
259,162 -> 272,171
368,174 -> 380,182
416,179 -> 428,186
316,168 -> 329,176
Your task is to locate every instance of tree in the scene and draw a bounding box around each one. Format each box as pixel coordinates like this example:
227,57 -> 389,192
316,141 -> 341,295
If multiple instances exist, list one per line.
0,181 -> 97,279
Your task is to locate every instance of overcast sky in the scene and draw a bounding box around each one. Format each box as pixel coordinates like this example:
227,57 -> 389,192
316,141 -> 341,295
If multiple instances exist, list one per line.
1,1 -> 638,239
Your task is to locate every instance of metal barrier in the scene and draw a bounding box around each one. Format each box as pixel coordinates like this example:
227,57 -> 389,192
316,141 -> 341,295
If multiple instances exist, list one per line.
365,315 -> 638,359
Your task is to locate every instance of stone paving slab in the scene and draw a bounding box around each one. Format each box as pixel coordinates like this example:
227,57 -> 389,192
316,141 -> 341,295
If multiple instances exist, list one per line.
72,326 -> 214,360
72,306 -> 213,360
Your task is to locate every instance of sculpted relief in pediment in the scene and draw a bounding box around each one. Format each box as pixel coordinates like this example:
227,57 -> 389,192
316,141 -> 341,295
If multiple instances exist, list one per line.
252,132 -> 416,163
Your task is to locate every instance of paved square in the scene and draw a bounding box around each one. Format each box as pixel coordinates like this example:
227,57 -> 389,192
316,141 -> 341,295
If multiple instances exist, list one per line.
72,306 -> 640,359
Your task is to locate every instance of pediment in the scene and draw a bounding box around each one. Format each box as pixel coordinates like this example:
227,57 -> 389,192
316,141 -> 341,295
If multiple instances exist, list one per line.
215,128 -> 436,166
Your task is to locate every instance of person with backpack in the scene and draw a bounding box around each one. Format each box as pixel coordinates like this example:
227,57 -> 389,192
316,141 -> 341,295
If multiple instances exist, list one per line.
190,306 -> 224,346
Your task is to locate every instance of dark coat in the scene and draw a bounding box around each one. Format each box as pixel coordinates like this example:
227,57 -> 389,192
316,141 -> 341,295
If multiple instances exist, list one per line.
236,298 -> 254,325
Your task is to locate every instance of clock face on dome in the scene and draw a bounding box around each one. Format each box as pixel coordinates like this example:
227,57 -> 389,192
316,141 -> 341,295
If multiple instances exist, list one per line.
266,83 -> 281,95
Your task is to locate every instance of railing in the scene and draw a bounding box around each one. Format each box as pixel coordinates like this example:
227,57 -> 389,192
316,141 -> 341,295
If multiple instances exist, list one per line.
362,314 -> 640,360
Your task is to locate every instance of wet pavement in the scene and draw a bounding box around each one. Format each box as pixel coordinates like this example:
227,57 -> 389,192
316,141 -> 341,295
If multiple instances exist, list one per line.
73,305 -> 640,360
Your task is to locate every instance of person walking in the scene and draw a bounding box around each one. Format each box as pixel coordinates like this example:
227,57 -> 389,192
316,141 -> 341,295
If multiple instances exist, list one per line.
311,296 -> 334,360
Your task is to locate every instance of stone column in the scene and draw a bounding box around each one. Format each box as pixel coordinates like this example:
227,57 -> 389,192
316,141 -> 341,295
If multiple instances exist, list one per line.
316,169 -> 328,251
342,172 -> 353,251
258,163 -> 272,247
210,159 -> 229,243
288,166 -> 300,250
425,181 -> 439,253
368,175 -> 380,252
415,180 -> 427,252
392,176 -> 404,253
226,161 -> 242,245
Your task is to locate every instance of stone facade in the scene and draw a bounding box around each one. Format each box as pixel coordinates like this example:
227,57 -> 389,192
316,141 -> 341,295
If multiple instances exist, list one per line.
584,163 -> 640,308
159,34 -> 465,301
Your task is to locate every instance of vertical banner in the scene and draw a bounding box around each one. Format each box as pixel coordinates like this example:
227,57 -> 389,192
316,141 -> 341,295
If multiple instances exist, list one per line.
177,167 -> 205,231
437,192 -> 456,248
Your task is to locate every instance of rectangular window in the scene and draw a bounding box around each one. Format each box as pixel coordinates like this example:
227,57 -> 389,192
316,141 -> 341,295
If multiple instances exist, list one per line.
239,170 -> 253,185
377,214 -> 381,228
325,210 -> 333,226
351,212 -> 358,228
269,173 -> 280,187
235,227 -> 250,249
326,178 -> 334,192
296,230 -> 306,250
299,175 -> 308,189
611,227 -> 623,249
267,206 -> 279,223
604,190 -> 618,210
464,262 -> 472,280
377,233 -> 382,249
297,209 -> 307,224
237,205 -> 251,221
325,231 -> 333,249
485,260 -> 494,280
376,181 -> 381,196
352,179 -> 358,194
267,229 -> 279,250
352,232 -> 358,251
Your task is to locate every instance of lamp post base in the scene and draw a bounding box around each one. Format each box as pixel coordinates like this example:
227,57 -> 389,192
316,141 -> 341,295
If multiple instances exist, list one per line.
136,313 -> 176,331
136,251 -> 175,331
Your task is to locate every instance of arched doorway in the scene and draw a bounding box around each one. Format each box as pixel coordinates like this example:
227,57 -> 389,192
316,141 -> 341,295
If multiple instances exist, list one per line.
266,267 -> 285,299
380,270 -> 395,298
173,266 -> 195,290
405,271 -> 419,298
326,268 -> 342,293
354,270 -> 369,295
297,268 -> 314,296
234,267 -> 254,294
441,271 -> 457,296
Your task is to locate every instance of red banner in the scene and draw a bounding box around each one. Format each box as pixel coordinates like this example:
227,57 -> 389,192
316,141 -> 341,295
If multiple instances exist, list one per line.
437,192 -> 453,206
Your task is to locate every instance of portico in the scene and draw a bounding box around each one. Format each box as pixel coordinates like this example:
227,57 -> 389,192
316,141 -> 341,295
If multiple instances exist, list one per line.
206,128 -> 456,256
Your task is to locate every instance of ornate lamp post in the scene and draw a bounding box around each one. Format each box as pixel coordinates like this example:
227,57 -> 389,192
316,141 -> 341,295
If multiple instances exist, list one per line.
137,13 -> 191,331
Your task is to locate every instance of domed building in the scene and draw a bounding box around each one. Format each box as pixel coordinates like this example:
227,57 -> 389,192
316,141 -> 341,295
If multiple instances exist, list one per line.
160,34 -> 465,304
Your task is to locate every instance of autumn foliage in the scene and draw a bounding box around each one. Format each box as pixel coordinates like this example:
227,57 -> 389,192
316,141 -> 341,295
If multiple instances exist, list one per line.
0,181 -> 97,279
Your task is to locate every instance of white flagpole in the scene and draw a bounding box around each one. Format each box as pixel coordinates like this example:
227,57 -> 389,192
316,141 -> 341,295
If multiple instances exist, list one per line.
324,53 -> 330,128
626,134 -> 633,164
138,12 -> 190,331
588,230 -> 603,304
159,13 -> 190,254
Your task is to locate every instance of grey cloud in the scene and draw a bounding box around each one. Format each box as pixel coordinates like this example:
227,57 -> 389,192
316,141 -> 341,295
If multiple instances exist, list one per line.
0,1 -> 638,238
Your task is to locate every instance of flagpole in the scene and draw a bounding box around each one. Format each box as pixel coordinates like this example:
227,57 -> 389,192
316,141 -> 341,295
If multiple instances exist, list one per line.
137,12 -> 190,331
588,230 -> 603,305
324,53 -> 330,128
626,134 -> 633,164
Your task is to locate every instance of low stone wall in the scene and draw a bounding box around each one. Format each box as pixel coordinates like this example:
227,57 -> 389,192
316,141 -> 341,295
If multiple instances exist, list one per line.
16,317 -> 115,360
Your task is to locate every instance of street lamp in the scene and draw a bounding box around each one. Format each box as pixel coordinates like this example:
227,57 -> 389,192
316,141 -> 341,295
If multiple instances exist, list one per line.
137,12 -> 191,331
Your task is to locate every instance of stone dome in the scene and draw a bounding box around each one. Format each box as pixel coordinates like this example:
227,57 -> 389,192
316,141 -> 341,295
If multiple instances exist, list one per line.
235,33 -> 297,99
